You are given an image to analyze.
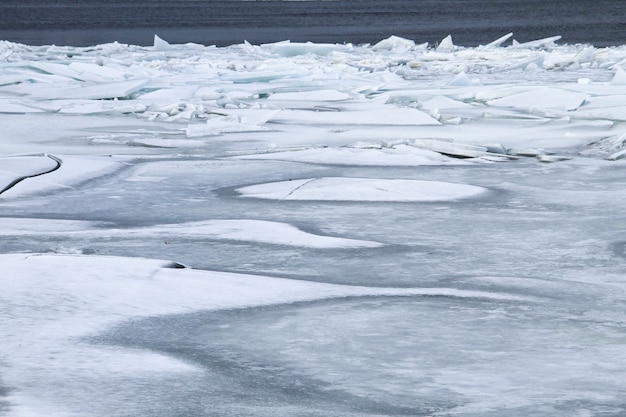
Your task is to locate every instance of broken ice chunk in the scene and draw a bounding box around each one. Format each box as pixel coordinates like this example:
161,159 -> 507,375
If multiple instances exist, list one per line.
220,68 -> 311,83
481,33 -> 514,49
153,34 -> 172,51
608,149 -> 626,161
0,100 -> 44,113
53,79 -> 151,100
231,144 -> 457,166
410,139 -> 515,160
271,108 -> 440,126
263,40 -> 342,57
186,115 -> 269,138
68,62 -> 128,82
27,99 -> 146,115
267,90 -> 352,102
447,72 -> 477,87
0,155 -> 59,194
218,109 -> 281,125
536,154 -> 571,163
487,88 -> 588,112
372,36 -> 417,51
507,148 -> 547,157
510,35 -> 562,49
437,35 -> 455,51
611,67 -> 626,85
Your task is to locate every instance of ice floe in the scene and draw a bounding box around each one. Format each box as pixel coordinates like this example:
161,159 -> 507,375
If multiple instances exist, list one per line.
237,177 -> 488,201
0,154 -> 126,199
0,154 -> 59,194
0,218 -> 383,248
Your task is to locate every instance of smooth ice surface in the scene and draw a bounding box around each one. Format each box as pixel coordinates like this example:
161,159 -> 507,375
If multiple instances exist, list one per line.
105,296 -> 626,416
2,32 -> 626,417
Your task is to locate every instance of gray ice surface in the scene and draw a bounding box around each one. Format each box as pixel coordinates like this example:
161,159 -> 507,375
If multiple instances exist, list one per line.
4,151 -> 626,416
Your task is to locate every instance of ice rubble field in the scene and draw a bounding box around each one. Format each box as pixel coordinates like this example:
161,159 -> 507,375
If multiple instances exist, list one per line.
2,33 -> 626,416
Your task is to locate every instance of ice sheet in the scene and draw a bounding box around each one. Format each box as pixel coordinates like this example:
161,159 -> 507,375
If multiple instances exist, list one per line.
2,33 -> 626,417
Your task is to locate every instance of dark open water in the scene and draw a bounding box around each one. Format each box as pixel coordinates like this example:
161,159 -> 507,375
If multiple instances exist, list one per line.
0,0 -> 624,47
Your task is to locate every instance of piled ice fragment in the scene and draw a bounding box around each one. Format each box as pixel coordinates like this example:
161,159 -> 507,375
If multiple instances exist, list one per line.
1,32 -> 626,164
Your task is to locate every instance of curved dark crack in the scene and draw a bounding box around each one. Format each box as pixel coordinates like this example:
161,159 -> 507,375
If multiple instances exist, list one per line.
281,177 -> 317,200
0,154 -> 62,196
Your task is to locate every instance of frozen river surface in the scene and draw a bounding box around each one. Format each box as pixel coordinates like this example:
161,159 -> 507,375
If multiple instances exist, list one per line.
1,34 -> 626,416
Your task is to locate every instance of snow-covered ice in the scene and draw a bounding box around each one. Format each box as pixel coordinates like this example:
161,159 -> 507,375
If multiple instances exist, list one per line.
1,253 -> 529,417
0,217 -> 384,248
2,33 -> 626,416
237,177 -> 487,201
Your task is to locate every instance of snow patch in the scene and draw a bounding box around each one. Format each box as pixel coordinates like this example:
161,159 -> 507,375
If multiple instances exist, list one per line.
237,177 -> 488,202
